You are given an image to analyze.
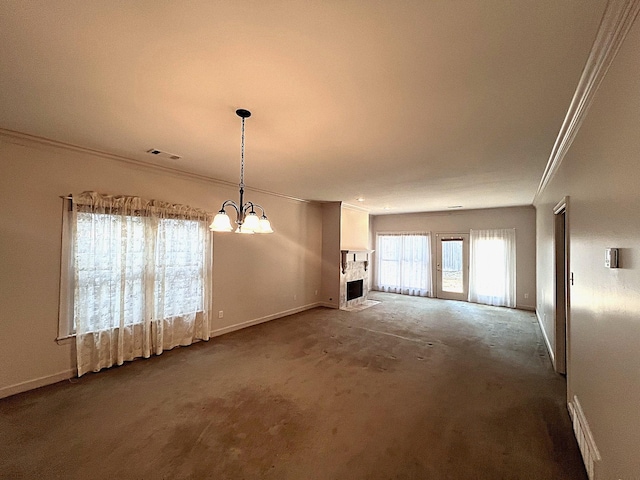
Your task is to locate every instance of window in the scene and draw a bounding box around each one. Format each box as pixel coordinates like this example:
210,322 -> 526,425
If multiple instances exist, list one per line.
73,213 -> 204,332
154,218 -> 205,320
468,228 -> 516,307
59,192 -> 212,376
375,233 -> 431,297
73,211 -> 147,331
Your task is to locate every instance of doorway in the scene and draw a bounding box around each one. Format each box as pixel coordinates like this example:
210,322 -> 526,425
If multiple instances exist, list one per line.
553,198 -> 569,375
436,233 -> 469,301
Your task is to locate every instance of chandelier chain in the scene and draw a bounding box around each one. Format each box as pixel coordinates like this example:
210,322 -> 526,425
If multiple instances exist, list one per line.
239,117 -> 245,189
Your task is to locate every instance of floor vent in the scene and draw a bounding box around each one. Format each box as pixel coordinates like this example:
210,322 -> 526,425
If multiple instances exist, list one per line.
568,395 -> 601,480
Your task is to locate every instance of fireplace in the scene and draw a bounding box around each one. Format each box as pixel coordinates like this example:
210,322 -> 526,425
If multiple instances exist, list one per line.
339,249 -> 372,309
347,279 -> 364,301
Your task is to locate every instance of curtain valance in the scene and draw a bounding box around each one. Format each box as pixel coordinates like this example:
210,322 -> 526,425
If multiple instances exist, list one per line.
73,191 -> 212,221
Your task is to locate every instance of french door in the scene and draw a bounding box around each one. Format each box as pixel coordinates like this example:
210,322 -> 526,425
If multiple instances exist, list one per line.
436,233 -> 469,301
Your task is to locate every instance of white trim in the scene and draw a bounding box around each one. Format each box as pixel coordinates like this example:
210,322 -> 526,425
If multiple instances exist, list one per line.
534,0 -> 640,201
319,301 -> 339,309
553,196 -> 569,376
553,196 -> 569,215
376,231 -> 431,236
341,202 -> 371,213
516,304 -> 535,311
58,197 -> 75,339
536,309 -> 555,367
568,395 -> 601,480
210,302 -> 323,337
0,128 -> 311,204
0,369 -> 76,399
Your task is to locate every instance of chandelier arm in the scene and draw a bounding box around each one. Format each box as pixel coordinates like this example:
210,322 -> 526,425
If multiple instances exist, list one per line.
241,201 -> 268,215
241,201 -> 256,214
219,200 -> 240,215
250,203 -> 269,218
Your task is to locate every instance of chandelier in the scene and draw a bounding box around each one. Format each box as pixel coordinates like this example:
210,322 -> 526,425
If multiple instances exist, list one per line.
209,109 -> 274,234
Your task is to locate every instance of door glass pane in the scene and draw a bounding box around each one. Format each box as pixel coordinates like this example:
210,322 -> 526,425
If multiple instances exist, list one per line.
442,240 -> 463,293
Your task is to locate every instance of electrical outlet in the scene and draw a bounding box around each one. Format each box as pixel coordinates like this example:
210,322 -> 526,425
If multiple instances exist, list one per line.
218,310 -> 223,318
524,293 -> 529,299
294,294 -> 297,301
315,290 -> 318,295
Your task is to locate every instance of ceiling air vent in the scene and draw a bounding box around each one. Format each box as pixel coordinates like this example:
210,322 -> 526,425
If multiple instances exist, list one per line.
146,149 -> 182,160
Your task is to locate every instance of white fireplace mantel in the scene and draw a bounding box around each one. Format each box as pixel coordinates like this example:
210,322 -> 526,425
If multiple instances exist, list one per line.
340,249 -> 374,274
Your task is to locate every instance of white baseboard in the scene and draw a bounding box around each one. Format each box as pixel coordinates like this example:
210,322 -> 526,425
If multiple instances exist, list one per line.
0,368 -> 76,400
516,304 -> 536,311
319,301 -> 338,309
210,302 -> 323,337
536,309 -> 555,367
568,395 -> 601,480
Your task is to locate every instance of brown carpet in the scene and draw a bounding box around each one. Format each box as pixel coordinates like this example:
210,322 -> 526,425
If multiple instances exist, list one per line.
0,292 -> 587,479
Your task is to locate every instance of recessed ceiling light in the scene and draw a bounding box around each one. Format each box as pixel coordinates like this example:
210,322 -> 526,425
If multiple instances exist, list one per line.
356,197 -> 365,202
383,206 -> 391,210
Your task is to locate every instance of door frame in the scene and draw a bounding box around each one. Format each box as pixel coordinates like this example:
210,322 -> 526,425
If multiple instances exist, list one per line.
435,233 -> 469,301
553,197 -> 570,378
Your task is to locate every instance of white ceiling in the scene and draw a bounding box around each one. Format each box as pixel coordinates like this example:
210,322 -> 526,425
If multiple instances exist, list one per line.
0,1 -> 606,214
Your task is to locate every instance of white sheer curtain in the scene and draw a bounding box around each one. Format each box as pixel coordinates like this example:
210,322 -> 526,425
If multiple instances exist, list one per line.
375,232 -> 431,297
468,228 -> 516,307
72,192 -> 212,376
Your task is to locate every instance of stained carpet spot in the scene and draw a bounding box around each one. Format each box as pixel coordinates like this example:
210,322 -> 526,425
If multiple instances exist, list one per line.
159,386 -> 310,478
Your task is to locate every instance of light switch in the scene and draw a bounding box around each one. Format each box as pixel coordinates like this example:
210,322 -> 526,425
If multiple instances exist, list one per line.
605,248 -> 618,268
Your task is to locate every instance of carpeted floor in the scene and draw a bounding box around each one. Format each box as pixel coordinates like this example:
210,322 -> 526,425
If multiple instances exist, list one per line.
0,292 -> 587,479
340,299 -> 381,312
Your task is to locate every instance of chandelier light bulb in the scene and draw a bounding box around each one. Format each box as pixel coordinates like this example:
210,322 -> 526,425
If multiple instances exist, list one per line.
243,212 -> 261,232
210,211 -> 233,232
259,216 -> 273,234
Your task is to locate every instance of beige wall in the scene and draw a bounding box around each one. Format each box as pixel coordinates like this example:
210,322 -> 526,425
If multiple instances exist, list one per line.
340,205 -> 370,250
534,16 -> 640,479
371,206 -> 536,309
320,202 -> 341,308
319,203 -> 371,308
0,135 -> 323,397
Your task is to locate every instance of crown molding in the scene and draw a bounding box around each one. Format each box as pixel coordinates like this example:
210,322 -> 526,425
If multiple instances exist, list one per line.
534,0 -> 640,201
341,202 -> 371,213
0,128 -> 311,204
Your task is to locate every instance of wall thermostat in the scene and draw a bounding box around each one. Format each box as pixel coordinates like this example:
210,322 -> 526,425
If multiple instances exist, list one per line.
605,248 -> 618,268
